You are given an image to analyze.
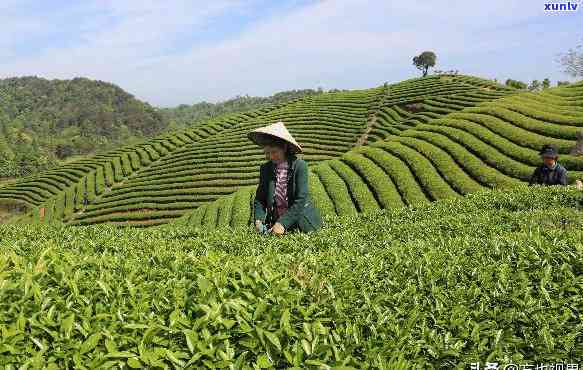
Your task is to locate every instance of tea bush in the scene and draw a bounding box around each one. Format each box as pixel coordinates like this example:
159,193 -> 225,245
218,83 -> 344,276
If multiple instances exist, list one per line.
0,186 -> 581,368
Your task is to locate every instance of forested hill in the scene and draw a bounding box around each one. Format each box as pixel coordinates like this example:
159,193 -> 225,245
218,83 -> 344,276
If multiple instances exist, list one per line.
0,76 -> 166,177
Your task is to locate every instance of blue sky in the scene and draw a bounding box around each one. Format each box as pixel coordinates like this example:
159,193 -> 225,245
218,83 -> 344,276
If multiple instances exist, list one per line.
1,0 -> 581,107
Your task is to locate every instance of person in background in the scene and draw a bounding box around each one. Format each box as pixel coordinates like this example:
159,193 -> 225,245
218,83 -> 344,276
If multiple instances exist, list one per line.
248,121 -> 322,236
529,144 -> 568,186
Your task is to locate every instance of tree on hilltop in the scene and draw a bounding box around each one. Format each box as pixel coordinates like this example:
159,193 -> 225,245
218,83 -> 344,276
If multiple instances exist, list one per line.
528,80 -> 541,91
505,79 -> 527,89
557,38 -> 583,78
413,51 -> 437,77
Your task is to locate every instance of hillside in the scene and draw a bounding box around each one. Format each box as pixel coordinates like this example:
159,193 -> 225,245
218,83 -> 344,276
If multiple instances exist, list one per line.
180,80 -> 583,228
160,89 -> 326,130
0,76 -> 166,177
0,186 -> 581,367
0,106 -> 295,222
2,75 -> 583,227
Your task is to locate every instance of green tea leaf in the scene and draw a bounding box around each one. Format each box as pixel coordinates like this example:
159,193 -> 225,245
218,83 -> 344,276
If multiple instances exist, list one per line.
106,351 -> 138,358
127,357 -> 142,368
256,353 -> 271,368
80,333 -> 101,354
61,314 -> 75,338
264,331 -> 281,352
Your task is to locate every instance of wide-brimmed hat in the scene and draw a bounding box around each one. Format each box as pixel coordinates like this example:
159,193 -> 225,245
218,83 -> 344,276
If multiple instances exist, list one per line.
539,144 -> 559,158
247,121 -> 302,154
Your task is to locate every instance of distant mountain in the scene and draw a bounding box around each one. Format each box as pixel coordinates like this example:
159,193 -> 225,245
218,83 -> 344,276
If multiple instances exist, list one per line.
0,76 -> 166,177
159,89 -> 327,130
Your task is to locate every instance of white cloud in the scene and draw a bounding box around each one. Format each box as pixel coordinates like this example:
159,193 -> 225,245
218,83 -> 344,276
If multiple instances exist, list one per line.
0,0 -> 579,106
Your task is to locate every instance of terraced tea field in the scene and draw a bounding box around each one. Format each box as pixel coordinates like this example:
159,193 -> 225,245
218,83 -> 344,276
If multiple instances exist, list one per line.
367,75 -> 512,142
1,75 -> 525,227
1,186 -> 581,367
179,80 -> 583,228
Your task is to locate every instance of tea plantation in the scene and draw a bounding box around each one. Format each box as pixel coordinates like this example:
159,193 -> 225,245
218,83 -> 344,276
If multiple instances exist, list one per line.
179,80 -> 583,228
0,75 -> 582,367
0,186 -> 581,368
1,74 -> 528,227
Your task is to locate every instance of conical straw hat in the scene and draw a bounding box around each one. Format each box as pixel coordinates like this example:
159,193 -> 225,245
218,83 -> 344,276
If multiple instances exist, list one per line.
247,121 -> 302,153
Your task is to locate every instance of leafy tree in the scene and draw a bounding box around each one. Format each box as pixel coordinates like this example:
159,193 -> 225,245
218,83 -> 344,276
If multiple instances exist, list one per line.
542,78 -> 551,89
528,80 -> 541,91
557,38 -> 583,78
0,136 -> 15,175
412,51 -> 437,77
557,81 -> 571,86
54,143 -> 75,159
505,79 -> 527,89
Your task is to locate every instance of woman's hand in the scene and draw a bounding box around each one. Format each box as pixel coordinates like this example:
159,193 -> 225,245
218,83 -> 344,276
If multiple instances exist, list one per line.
270,222 -> 285,236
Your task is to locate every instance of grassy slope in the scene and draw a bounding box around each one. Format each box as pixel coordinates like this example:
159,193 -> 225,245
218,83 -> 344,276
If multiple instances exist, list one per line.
180,81 -> 583,228
0,186 -> 581,368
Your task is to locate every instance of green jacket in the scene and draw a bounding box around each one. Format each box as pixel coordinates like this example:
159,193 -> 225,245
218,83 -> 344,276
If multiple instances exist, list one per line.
253,157 -> 322,233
